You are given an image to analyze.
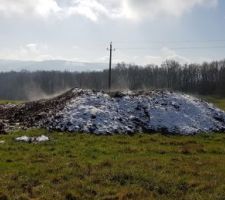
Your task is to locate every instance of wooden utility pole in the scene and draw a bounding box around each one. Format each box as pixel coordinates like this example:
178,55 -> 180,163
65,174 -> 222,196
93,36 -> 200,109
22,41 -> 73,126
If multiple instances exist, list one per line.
107,42 -> 113,90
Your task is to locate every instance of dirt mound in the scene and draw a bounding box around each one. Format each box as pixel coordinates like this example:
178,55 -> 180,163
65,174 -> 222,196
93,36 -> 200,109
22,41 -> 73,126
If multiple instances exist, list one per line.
0,89 -> 76,132
0,88 -> 225,135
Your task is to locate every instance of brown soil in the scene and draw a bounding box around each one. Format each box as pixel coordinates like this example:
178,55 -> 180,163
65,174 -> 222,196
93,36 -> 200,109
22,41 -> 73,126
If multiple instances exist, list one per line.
0,89 -> 76,132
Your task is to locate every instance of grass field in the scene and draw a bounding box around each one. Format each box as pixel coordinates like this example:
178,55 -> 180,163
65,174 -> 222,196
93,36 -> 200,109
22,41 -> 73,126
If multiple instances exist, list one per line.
0,97 -> 225,200
1,130 -> 225,200
202,96 -> 225,111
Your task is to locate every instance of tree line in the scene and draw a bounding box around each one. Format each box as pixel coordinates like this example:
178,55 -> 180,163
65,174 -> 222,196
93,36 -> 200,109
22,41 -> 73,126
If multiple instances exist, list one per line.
0,60 -> 224,100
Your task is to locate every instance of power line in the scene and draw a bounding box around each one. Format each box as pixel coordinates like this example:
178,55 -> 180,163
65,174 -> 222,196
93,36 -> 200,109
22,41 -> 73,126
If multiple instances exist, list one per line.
114,39 -> 225,45
117,45 -> 225,51
76,44 -> 225,52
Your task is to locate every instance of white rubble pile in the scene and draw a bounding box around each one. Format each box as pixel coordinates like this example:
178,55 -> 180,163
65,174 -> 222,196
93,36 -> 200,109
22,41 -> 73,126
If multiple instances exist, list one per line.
48,89 -> 225,135
15,135 -> 49,143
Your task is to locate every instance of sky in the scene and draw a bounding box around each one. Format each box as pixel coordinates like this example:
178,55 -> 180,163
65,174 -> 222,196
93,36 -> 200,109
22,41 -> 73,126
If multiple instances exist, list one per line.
0,0 -> 225,68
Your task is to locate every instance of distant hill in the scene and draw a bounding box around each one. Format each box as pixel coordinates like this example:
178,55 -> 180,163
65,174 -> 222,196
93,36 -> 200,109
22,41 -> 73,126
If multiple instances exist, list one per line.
0,60 -> 108,72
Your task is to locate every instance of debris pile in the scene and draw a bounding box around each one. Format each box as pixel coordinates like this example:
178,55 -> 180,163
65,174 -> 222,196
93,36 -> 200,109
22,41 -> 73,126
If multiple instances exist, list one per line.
0,89 -> 76,131
0,121 -> 6,134
47,89 -> 225,135
0,88 -> 225,135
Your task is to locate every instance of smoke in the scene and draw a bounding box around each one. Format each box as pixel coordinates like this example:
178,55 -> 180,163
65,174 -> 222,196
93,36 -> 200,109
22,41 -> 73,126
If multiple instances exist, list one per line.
23,81 -> 71,101
112,76 -> 129,91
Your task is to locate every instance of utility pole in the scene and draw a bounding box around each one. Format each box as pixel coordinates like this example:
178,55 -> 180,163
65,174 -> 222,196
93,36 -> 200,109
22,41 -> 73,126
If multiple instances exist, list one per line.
107,42 -> 114,91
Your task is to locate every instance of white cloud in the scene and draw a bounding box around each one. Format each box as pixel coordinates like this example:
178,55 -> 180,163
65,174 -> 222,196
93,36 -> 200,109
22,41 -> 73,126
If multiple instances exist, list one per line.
0,43 -> 83,61
72,45 -> 79,49
67,0 -> 108,22
0,43 -> 52,61
0,0 -> 218,21
122,0 -> 218,20
34,0 -> 61,17
97,56 -> 108,62
144,47 -> 189,65
26,43 -> 39,53
62,0 -> 123,21
0,0 -> 61,18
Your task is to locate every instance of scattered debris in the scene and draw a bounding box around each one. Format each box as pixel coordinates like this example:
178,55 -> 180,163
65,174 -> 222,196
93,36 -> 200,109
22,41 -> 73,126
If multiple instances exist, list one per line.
1,88 -> 225,135
15,135 -> 49,143
36,135 -> 49,142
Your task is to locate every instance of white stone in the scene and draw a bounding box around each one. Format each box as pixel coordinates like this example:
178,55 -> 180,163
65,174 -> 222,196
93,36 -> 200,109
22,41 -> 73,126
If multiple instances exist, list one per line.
16,136 -> 31,142
36,135 -> 49,142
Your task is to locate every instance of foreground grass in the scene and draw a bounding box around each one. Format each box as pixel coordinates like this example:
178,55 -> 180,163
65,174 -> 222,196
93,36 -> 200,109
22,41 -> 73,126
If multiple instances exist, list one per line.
0,100 -> 23,105
202,96 -> 225,111
1,130 -> 225,200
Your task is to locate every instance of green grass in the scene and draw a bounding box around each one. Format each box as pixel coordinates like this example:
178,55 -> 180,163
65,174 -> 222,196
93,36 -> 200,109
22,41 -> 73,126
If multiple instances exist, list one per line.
0,100 -> 23,105
201,96 -> 225,111
1,130 -> 225,200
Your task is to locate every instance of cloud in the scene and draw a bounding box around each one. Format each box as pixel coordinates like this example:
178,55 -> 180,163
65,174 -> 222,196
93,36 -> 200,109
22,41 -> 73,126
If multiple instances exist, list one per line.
0,43 -> 53,61
26,43 -> 39,53
144,47 -> 189,65
63,0 -> 123,21
122,0 -> 218,20
97,56 -> 108,62
67,0 -> 108,22
0,0 -> 218,21
0,0 -> 61,18
0,0 -> 120,21
0,43 -> 83,61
